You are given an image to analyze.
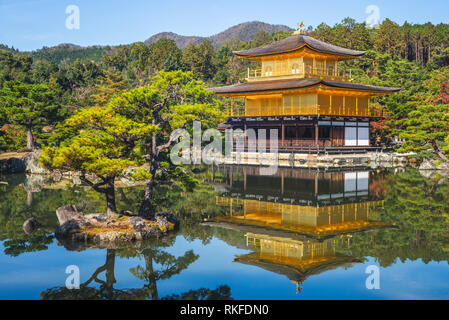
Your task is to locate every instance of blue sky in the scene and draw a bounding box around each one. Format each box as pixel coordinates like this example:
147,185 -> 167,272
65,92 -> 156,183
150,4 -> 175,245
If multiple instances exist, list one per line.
0,0 -> 448,51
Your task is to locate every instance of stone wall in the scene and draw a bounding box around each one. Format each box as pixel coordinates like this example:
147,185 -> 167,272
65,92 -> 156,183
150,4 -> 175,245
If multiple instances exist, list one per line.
211,151 -> 414,170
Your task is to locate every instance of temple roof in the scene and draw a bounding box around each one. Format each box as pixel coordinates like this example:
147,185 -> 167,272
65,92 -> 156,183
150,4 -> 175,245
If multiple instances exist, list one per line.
212,78 -> 401,95
233,34 -> 366,58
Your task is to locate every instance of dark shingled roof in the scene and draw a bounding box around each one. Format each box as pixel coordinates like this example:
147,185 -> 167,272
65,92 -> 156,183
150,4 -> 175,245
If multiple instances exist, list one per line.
211,78 -> 401,95
234,34 -> 366,58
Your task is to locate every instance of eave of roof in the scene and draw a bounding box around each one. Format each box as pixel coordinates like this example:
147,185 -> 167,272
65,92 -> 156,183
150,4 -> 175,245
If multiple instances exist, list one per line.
233,34 -> 366,59
211,78 -> 401,96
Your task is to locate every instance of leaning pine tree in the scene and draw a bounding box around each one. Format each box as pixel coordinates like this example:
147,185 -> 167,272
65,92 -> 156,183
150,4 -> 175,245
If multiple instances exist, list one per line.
40,106 -> 155,215
108,71 -> 225,218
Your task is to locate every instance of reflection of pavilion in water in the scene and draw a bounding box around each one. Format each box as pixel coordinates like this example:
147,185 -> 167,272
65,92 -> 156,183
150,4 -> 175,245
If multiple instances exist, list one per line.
237,233 -> 358,294
215,167 -> 386,238
212,167 -> 388,293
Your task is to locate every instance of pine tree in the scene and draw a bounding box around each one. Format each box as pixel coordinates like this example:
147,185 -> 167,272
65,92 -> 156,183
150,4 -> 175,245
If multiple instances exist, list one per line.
398,103 -> 449,159
91,70 -> 128,106
107,70 -> 225,217
40,106 -> 155,215
0,81 -> 59,150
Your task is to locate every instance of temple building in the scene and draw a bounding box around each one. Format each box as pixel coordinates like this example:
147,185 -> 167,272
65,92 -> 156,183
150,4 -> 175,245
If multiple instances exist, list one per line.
212,25 -> 400,154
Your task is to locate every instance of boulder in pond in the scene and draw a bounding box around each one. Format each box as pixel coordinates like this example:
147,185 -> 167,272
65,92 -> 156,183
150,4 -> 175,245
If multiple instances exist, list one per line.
23,218 -> 40,234
56,204 -> 84,225
54,205 -> 178,248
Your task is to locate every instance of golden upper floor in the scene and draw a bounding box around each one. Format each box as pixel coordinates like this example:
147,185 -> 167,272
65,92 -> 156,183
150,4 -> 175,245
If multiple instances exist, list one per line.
247,56 -> 352,82
234,34 -> 365,82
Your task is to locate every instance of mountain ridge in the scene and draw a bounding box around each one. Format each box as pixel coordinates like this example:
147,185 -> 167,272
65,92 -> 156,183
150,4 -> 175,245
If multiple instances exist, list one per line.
145,21 -> 294,49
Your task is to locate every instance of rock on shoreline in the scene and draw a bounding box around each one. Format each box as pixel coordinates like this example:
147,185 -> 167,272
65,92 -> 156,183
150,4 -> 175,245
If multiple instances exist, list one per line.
0,155 -> 26,174
419,159 -> 449,178
55,205 -> 178,248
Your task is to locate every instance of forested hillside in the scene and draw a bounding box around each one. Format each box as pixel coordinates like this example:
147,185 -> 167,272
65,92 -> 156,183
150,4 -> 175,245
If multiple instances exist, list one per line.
0,18 -> 448,159
30,44 -> 111,65
0,45 -> 18,52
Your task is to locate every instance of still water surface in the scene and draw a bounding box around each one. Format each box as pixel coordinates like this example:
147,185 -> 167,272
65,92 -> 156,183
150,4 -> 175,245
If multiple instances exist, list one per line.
1,167 -> 449,300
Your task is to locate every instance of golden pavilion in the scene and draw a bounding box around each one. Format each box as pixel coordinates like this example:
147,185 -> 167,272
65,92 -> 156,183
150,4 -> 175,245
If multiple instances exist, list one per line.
212,25 -> 400,154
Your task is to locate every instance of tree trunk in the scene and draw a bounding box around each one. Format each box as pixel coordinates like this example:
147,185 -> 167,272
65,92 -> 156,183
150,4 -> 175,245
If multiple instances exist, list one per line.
139,129 -> 158,218
105,177 -> 117,216
27,190 -> 33,207
139,175 -> 154,218
26,126 -> 35,150
105,249 -> 117,299
415,41 -> 419,63
432,141 -> 448,161
145,253 -> 159,300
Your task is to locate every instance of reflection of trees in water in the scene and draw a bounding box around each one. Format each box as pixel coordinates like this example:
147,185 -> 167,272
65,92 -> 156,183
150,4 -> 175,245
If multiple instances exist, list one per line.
41,246 -> 232,300
0,173 -> 113,256
0,176 -> 57,256
42,249 -> 140,300
171,186 -> 226,245
40,181 -> 230,300
0,171 -> 224,257
342,170 -> 449,267
2,232 -> 54,257
163,286 -> 232,300
129,248 -> 199,300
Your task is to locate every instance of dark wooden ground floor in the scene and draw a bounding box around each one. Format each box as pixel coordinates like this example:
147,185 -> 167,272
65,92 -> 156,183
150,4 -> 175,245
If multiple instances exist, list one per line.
222,116 -> 380,154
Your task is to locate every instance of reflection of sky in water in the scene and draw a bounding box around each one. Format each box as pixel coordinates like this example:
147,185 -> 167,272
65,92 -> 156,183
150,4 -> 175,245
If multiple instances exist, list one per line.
1,235 -> 449,300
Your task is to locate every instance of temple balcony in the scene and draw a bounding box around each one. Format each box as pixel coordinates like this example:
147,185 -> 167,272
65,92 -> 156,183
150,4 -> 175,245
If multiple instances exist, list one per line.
225,104 -> 385,118
247,64 -> 352,82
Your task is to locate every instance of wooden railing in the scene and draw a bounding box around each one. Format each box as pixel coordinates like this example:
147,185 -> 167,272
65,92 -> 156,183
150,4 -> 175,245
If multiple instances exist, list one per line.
247,65 -> 352,82
225,105 -> 386,118
225,106 -> 245,117
369,108 -> 385,118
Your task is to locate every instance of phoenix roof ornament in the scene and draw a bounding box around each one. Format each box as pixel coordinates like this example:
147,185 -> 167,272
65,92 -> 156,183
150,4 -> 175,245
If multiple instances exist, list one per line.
293,21 -> 306,35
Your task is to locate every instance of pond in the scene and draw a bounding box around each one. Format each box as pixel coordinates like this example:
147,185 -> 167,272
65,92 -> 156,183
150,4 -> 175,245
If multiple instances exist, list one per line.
1,166 -> 449,300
